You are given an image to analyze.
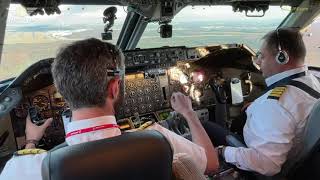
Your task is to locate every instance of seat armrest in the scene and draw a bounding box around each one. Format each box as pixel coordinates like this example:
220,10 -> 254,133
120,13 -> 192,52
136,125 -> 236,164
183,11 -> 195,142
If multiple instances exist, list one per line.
226,135 -> 246,147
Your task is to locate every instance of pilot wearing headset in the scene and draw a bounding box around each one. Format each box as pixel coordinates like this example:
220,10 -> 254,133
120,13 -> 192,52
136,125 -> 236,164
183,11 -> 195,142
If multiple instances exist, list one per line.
204,28 -> 320,176
0,38 -> 218,180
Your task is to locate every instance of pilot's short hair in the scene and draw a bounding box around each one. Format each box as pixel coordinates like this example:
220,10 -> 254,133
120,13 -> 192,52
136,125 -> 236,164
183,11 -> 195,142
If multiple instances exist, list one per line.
52,38 -> 124,109
262,28 -> 306,63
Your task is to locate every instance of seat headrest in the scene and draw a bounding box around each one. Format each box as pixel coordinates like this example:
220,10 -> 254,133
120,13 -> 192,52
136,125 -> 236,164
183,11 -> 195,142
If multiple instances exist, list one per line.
42,130 -> 173,180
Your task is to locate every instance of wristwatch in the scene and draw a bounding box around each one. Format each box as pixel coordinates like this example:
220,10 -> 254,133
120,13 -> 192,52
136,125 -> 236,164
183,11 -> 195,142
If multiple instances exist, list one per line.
217,145 -> 226,161
26,139 -> 39,147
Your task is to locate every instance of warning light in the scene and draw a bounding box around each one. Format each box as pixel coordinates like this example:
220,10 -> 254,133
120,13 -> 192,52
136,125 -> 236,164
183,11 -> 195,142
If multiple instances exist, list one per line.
192,71 -> 205,83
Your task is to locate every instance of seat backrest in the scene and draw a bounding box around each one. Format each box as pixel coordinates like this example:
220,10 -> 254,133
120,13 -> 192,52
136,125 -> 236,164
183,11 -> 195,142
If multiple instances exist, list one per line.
41,130 -> 173,180
299,100 -> 320,159
282,100 -> 320,177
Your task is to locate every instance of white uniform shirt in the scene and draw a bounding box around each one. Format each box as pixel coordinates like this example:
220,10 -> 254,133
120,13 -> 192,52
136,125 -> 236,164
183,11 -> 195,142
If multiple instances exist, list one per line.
224,66 -> 320,176
0,116 -> 206,180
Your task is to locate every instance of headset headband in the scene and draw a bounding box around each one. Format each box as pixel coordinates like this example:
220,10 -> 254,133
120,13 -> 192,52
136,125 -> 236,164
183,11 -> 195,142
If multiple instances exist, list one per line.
276,28 -> 282,51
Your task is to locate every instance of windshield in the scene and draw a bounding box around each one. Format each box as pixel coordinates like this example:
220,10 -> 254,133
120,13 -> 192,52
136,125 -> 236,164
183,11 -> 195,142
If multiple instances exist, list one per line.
0,5 -> 127,81
1,4 -> 314,81
303,17 -> 320,67
138,6 -> 289,49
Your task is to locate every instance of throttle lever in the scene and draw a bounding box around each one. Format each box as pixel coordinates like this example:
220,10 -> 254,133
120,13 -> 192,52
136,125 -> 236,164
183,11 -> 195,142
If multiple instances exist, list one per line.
209,79 -> 228,128
209,79 -> 227,104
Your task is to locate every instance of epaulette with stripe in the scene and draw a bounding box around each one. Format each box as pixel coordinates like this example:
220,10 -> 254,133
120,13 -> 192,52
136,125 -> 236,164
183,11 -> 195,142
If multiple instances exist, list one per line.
137,121 -> 154,131
124,121 -> 154,133
267,86 -> 287,100
14,148 -> 47,156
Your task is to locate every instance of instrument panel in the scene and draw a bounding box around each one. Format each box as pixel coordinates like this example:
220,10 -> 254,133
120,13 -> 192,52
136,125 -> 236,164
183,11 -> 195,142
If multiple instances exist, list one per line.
0,44 -> 263,151
10,67 -> 216,148
119,74 -> 166,118
124,46 -> 200,69
10,85 -> 67,149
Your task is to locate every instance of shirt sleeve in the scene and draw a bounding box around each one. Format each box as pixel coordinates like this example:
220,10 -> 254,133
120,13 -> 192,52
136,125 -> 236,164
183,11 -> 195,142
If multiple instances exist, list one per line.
147,123 -> 207,173
224,100 -> 296,176
0,153 -> 47,180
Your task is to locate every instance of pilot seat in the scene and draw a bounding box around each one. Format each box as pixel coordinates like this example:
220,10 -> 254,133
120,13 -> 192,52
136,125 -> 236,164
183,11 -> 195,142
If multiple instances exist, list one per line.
41,130 -> 173,180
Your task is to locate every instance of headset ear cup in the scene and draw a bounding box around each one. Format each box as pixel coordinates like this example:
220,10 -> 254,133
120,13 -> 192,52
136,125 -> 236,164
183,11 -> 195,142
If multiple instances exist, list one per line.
276,51 -> 289,64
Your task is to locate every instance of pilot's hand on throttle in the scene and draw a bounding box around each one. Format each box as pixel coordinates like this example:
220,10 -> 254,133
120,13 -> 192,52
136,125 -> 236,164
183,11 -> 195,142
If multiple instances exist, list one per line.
170,92 -> 194,116
25,115 -> 53,142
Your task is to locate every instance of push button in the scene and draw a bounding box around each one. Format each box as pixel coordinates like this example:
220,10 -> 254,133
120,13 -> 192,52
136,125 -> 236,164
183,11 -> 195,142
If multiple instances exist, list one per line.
0,104 -> 6,111
4,97 -> 11,102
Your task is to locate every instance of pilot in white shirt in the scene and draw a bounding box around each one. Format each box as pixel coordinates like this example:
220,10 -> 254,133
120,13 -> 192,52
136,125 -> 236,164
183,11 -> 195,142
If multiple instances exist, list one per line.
224,66 -> 320,175
0,39 -> 218,180
220,28 -> 320,175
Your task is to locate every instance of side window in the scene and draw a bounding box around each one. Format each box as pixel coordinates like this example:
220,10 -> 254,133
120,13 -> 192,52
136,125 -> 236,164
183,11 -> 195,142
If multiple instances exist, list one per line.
303,16 -> 320,67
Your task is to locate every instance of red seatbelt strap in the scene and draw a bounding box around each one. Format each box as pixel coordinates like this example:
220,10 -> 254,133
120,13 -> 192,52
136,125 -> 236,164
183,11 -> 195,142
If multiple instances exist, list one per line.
66,124 -> 120,138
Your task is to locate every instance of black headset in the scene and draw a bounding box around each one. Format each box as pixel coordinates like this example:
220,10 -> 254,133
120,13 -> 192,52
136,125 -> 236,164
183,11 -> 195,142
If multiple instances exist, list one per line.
275,28 -> 290,65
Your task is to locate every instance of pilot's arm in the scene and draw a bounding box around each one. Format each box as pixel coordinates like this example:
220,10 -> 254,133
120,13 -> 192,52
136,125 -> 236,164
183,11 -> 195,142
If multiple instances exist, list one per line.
24,116 -> 53,149
148,92 -> 219,174
0,116 -> 52,180
223,100 -> 295,176
171,92 -> 219,173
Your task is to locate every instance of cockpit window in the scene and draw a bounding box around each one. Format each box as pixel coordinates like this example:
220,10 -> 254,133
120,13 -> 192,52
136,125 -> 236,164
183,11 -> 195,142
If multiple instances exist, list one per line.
2,5 -> 318,81
0,5 -> 127,81
303,16 -> 320,67
138,6 -> 289,50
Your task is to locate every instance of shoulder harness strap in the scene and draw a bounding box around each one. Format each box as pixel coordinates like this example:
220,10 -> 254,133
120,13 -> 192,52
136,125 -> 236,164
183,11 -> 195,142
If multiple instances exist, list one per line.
288,80 -> 320,99
267,86 -> 287,100
14,148 -> 47,156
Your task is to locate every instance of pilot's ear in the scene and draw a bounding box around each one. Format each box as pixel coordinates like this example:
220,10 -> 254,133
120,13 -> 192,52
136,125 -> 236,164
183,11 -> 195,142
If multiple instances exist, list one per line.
107,77 -> 120,100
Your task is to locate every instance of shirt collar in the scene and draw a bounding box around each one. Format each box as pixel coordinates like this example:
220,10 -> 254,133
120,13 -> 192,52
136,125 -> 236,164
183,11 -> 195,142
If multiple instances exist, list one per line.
66,115 -> 117,134
265,66 -> 308,87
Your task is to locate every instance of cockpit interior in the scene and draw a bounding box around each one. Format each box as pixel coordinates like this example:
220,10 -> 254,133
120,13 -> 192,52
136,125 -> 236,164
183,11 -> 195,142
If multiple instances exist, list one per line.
0,0 -> 320,179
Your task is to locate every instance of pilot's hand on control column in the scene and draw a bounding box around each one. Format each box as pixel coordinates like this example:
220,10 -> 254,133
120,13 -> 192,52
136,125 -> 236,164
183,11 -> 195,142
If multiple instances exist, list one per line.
25,115 -> 53,143
170,92 -> 194,117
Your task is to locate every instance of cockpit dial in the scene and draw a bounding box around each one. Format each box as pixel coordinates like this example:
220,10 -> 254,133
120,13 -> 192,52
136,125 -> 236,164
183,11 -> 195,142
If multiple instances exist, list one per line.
32,95 -> 50,111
